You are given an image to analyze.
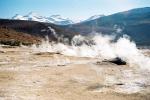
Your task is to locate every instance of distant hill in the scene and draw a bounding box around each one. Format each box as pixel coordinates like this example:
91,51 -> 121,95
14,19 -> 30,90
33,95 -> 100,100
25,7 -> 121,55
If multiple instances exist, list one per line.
64,7 -> 150,46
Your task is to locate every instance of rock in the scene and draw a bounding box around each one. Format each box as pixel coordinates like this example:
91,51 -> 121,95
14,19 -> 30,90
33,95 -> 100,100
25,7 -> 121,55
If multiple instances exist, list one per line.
102,57 -> 127,65
0,51 -> 5,53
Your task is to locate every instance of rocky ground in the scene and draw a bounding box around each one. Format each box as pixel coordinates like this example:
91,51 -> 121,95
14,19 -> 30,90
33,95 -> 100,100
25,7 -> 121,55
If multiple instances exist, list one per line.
0,46 -> 150,100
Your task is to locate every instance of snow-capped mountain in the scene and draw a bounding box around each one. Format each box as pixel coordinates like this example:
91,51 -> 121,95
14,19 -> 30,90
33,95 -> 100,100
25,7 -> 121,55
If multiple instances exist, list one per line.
12,14 -> 26,20
23,12 -> 50,22
48,15 -> 74,25
12,12 -> 105,25
85,15 -> 105,21
12,12 -> 74,25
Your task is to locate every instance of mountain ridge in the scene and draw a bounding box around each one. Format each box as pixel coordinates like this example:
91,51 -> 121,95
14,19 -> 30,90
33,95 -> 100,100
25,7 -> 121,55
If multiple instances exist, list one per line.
12,12 -> 74,25
63,7 -> 150,46
12,12 -> 105,25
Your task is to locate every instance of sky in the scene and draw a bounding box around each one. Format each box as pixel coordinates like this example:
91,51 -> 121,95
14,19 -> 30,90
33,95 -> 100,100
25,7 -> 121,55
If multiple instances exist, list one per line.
0,0 -> 150,21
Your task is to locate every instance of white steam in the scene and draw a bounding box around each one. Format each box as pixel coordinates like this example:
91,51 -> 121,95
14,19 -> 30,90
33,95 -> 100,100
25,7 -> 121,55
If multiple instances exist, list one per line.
48,27 -> 58,38
31,33 -> 150,71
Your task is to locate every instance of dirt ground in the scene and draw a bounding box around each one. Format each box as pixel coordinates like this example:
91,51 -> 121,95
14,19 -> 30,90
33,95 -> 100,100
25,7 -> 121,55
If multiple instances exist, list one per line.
0,46 -> 150,100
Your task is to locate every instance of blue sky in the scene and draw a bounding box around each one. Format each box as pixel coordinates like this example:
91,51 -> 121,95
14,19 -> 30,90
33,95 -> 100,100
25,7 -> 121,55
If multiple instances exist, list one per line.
0,0 -> 150,21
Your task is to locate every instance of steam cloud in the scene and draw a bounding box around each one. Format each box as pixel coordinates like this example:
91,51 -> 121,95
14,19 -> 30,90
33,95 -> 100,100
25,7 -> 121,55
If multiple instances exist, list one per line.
31,33 -> 150,71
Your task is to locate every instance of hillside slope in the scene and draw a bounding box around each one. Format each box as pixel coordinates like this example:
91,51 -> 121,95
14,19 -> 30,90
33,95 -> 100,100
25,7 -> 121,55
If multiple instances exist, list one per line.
0,28 -> 41,46
0,19 -> 78,45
